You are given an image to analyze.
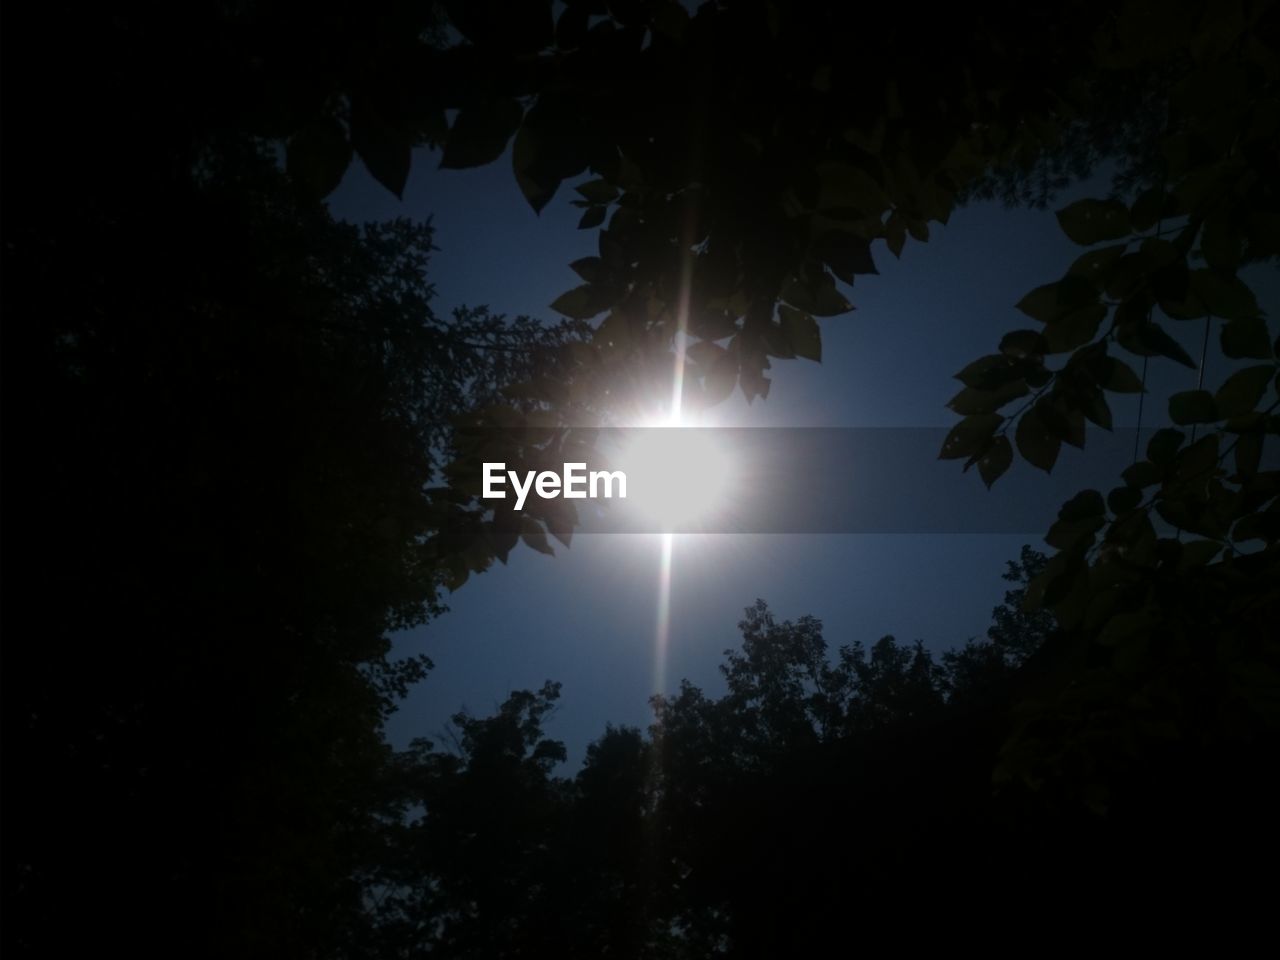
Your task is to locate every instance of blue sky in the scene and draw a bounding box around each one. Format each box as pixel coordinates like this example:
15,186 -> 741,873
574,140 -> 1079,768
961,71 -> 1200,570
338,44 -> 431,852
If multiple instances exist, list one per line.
328,148 -> 1271,765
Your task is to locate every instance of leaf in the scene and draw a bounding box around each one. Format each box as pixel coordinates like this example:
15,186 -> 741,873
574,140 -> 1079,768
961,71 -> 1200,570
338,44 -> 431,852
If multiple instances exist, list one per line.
1140,237 -> 1181,271
521,517 -> 556,556
1199,212 -> 1239,275
1189,269 -> 1260,320
1178,539 -> 1223,570
999,330 -> 1048,358
1147,428 -> 1185,466
939,413 -> 1003,460
1067,243 -> 1126,286
1015,407 -> 1061,473
1214,365 -> 1276,417
1122,460 -> 1162,488
976,435 -> 1013,488
1105,254 -> 1153,300
444,559 -> 469,592
779,305 -> 821,362
1016,276 -> 1097,326
1221,318 -> 1273,359
1124,322 -> 1197,367
1084,390 -> 1113,430
1235,431 -> 1263,480
1059,488 -> 1106,521
440,98 -> 524,169
761,320 -> 795,359
1200,210 -> 1244,273
513,121 -> 559,213
1233,511 -> 1280,543
954,354 -> 1019,388
947,380 -> 1028,415
686,339 -> 727,367
287,117 -> 353,197
598,229 -> 628,269
1038,400 -> 1086,449
1099,356 -> 1145,393
1025,364 -> 1053,388
543,500 -> 577,549
1154,263 -> 1196,319
569,256 -> 603,283
738,352 -> 771,403
446,0 -> 553,52
575,178 -> 618,204
1044,304 -> 1105,353
1046,513 -> 1105,550
1157,291 -> 1208,321
652,0 -> 690,40
1015,283 -> 1062,323
1108,485 -> 1143,513
703,350 -> 738,406
351,100 -> 412,198
884,214 -> 906,258
578,206 -> 607,229
817,162 -> 891,214
1172,433 -> 1219,482
815,231 -> 877,283
549,284 -> 605,320
1130,188 -> 1173,232
556,1 -> 590,47
1168,390 -> 1219,425
781,271 -> 853,316
1056,198 -> 1131,245
488,511 -> 521,564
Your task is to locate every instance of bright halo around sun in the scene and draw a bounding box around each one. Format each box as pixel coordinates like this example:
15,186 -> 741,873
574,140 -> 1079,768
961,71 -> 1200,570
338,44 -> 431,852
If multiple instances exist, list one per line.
615,417 -> 733,531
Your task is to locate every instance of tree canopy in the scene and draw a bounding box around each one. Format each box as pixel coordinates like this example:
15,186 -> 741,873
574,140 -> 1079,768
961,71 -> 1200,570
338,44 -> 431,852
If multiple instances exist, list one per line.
3,130 -> 584,957
260,0 -> 1280,587
357,554 -> 1056,956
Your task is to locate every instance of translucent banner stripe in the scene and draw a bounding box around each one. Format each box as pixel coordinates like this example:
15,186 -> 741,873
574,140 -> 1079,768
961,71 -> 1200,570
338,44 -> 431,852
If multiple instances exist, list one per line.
443,427 -> 1267,535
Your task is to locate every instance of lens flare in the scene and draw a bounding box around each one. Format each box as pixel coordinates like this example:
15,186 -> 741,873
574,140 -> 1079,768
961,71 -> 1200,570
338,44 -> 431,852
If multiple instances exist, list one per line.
616,423 -> 733,531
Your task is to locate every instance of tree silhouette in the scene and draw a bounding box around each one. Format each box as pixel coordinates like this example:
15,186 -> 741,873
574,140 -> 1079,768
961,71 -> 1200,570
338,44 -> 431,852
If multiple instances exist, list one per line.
367,538 -> 1273,952
364,552 -> 1064,955
2,136 -> 582,956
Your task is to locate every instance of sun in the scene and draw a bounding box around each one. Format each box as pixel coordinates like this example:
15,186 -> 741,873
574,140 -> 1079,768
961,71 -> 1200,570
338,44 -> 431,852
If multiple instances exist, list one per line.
613,415 -> 733,531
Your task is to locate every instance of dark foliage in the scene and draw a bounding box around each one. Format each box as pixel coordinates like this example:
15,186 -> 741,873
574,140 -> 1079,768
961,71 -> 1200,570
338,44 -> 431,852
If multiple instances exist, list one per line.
1,17 -> 581,955
363,547 -> 1277,954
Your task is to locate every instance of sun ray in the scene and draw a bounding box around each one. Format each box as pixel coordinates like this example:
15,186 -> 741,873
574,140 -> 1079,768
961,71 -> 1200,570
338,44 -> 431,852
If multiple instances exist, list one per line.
652,233 -> 696,695
653,530 -> 675,696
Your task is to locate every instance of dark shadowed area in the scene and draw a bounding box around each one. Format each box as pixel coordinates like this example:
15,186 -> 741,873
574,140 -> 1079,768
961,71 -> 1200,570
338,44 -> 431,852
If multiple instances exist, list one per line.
3,1 -> 1279,956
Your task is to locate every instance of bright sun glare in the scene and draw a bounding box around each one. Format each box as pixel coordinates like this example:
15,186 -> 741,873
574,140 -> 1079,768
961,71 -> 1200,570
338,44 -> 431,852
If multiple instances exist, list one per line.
615,417 -> 733,531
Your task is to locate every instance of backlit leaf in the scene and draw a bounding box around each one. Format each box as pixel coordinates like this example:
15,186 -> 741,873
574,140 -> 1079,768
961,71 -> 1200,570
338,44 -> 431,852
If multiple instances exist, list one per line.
779,305 -> 821,362
1168,390 -> 1218,425
1057,199 -> 1130,245
1221,318 -> 1273,359
440,98 -> 524,170
939,413 -> 1003,460
1214,365 -> 1275,417
977,435 -> 1013,488
1015,406 -> 1061,473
